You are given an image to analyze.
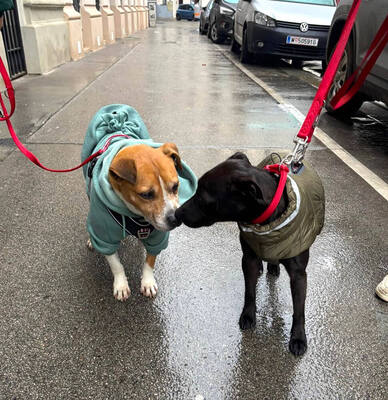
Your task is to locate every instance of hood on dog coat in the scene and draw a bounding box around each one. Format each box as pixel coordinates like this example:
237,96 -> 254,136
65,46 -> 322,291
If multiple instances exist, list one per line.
239,153 -> 325,262
81,104 -> 197,256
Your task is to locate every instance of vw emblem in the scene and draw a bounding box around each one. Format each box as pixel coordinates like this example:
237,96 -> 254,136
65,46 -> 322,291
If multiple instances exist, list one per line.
300,22 -> 309,32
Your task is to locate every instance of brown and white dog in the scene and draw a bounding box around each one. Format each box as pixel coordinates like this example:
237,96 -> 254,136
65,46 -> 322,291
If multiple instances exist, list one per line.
82,105 -> 196,302
102,144 -> 181,300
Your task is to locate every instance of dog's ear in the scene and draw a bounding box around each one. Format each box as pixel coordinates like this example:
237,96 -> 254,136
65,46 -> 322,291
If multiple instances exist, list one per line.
228,152 -> 251,164
109,158 -> 137,185
233,176 -> 263,202
161,143 -> 182,170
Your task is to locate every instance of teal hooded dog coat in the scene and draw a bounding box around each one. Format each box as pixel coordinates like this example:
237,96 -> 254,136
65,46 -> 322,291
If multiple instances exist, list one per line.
81,104 -> 197,256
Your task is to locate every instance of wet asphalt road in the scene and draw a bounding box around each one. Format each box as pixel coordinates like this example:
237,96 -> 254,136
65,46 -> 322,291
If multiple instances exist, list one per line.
0,21 -> 387,399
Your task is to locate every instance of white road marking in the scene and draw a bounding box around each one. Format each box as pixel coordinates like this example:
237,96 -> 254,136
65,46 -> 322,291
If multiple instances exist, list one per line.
302,66 -> 322,80
219,48 -> 388,201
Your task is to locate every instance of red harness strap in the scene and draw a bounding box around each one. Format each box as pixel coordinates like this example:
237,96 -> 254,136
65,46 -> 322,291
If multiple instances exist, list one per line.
251,164 -> 289,225
0,57 -> 130,172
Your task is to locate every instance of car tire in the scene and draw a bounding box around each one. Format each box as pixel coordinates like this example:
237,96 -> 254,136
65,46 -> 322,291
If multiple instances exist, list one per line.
176,14 -> 181,21
207,23 -> 212,38
325,39 -> 365,117
210,22 -> 224,44
199,22 -> 206,35
230,36 -> 240,53
240,28 -> 253,64
321,59 -> 327,76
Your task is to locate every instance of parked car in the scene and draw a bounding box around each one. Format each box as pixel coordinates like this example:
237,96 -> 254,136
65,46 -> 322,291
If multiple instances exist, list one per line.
199,0 -> 215,34
207,0 -> 238,44
194,2 -> 201,20
176,4 -> 195,21
232,0 -> 336,64
325,0 -> 388,116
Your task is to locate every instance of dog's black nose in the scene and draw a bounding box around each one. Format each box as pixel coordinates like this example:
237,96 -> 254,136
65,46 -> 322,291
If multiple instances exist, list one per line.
167,211 -> 181,228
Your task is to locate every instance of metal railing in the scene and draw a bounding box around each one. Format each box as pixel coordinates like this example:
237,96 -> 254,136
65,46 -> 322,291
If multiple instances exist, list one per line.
1,4 -> 26,80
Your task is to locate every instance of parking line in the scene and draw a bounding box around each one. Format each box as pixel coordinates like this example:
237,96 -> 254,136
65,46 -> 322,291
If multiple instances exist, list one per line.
219,48 -> 388,201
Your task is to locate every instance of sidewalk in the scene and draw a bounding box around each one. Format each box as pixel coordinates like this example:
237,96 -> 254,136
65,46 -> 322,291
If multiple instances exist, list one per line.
0,36 -> 141,161
0,20 -> 387,400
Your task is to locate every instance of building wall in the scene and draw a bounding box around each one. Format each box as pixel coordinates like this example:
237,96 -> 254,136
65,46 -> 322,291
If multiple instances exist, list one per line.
21,0 -> 70,74
0,0 -> 148,77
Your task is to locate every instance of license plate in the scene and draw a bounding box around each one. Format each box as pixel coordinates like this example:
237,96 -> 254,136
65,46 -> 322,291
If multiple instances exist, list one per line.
286,36 -> 318,47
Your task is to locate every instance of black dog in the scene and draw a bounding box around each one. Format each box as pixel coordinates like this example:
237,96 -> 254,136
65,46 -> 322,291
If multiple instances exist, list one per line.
175,152 -> 325,356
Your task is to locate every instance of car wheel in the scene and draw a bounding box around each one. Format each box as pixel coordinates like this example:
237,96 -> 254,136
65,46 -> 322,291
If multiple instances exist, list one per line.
321,59 -> 327,76
207,21 -> 212,38
230,36 -> 240,53
325,39 -> 365,117
199,21 -> 205,35
240,28 -> 253,64
209,22 -> 224,44
176,14 -> 181,21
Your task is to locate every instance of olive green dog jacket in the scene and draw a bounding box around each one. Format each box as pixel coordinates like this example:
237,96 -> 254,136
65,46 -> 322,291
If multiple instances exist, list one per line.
239,153 -> 325,262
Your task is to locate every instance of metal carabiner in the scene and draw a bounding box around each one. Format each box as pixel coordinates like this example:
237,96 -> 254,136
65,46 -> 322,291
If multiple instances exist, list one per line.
281,135 -> 309,174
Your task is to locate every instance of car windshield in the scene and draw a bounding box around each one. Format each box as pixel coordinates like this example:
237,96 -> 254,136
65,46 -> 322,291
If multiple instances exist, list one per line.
224,0 -> 239,4
271,0 -> 335,5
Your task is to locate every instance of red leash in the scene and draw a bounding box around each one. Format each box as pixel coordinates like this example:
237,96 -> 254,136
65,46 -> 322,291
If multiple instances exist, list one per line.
0,57 -> 130,172
296,0 -> 362,143
331,15 -> 388,110
252,0 -> 364,225
251,164 -> 289,225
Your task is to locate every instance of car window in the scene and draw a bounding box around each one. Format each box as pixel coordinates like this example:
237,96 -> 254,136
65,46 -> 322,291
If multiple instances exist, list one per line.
270,0 -> 335,5
223,0 -> 239,4
207,0 -> 214,10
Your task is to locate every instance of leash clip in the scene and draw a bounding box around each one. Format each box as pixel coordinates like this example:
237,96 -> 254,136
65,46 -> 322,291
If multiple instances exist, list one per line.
281,135 -> 308,174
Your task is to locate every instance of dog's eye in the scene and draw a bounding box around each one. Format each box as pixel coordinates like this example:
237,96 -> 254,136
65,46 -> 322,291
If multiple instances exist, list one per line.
171,182 -> 179,194
139,190 -> 154,200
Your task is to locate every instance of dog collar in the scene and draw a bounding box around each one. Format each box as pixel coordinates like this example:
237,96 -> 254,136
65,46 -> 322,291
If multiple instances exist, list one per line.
251,164 -> 289,225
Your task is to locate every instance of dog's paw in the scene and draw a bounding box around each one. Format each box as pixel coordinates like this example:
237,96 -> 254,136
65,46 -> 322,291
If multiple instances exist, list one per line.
289,336 -> 307,356
113,275 -> 131,301
86,239 -> 94,251
140,275 -> 158,298
239,310 -> 256,330
141,264 -> 158,298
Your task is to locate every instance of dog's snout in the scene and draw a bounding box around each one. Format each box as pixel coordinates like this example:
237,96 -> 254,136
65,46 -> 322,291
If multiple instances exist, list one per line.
167,211 -> 181,228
